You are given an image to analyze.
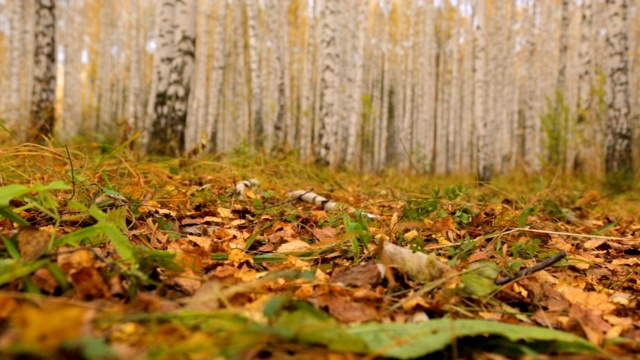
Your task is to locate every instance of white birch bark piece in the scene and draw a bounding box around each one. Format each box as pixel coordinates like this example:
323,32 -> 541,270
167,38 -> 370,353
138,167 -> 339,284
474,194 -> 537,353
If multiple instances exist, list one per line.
287,190 -> 376,219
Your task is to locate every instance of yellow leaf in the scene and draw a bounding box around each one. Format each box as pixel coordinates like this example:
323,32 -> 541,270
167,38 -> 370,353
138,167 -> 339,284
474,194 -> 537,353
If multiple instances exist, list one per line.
11,305 -> 87,350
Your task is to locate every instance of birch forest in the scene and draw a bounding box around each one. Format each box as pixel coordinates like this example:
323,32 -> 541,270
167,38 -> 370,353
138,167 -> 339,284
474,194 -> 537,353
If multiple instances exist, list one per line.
0,0 -> 639,181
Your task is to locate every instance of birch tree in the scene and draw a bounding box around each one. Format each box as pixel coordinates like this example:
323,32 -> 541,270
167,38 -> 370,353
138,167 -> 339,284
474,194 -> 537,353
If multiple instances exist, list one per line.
374,2 -> 391,171
461,13 -> 474,174
416,0 -> 436,172
343,0 -> 368,166
575,0 -> 593,173
126,0 -> 144,140
6,0 -> 25,133
297,0 -> 316,159
524,1 -> 541,174
604,0 -> 633,183
206,0 -> 227,152
473,0 -> 491,181
95,1 -> 115,138
184,0 -> 211,152
316,0 -> 340,166
60,0 -> 84,142
147,0 -> 197,155
245,0 -> 264,148
30,0 -> 57,140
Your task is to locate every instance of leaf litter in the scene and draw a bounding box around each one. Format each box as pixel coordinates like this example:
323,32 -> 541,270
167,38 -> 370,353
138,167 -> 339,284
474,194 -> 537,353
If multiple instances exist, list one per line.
0,143 -> 638,359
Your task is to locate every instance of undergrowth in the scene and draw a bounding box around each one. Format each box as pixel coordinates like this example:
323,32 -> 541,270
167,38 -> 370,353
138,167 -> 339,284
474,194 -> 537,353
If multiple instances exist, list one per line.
0,142 -> 638,358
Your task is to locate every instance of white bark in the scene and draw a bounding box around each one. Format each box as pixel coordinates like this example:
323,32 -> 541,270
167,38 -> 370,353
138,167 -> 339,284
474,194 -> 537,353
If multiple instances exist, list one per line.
344,0 -> 368,166
143,0 -> 176,150
375,3 -> 390,171
60,0 -> 84,142
206,0 -> 228,152
184,0 -> 211,152
448,15 -> 462,174
126,0 -> 144,139
604,0 -> 633,179
524,2 -> 541,174
7,0 -> 25,132
474,0 -> 490,181
461,13 -> 474,174
30,0 -> 57,140
24,0 -> 36,120
416,0 -> 436,172
245,0 -> 264,148
95,0 -> 115,137
148,0 -> 197,155
316,0 -> 340,166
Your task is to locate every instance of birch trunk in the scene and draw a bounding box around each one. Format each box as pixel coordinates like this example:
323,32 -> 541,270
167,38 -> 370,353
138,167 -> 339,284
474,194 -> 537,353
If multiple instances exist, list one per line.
206,0 -> 227,152
60,0 -> 83,142
604,0 -> 633,182
95,1 -> 115,138
448,16 -> 462,174
148,0 -> 197,155
245,0 -> 264,148
24,0 -> 36,120
126,0 -> 143,139
184,0 -> 211,152
316,0 -> 340,166
524,2 -> 541,174
344,0 -> 368,166
375,3 -> 390,171
474,0 -> 490,181
416,0 -> 436,172
7,0 -> 25,133
30,0 -> 57,140
575,0 -> 593,174
298,0 -> 316,159
461,14 -> 474,174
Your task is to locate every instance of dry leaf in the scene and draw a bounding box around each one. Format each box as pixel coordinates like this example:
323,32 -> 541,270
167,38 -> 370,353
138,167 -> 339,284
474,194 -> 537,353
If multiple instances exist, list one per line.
17,226 -> 51,261
381,242 -> 449,282
11,304 -> 89,350
276,240 -> 312,253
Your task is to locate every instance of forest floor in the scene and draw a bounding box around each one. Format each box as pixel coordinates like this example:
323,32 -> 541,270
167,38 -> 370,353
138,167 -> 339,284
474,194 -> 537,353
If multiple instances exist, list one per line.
0,142 -> 639,359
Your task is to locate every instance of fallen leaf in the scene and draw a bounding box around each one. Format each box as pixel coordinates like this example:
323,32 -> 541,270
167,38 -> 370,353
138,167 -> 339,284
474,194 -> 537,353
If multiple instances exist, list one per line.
31,267 -> 59,293
277,240 -> 312,253
11,304 -> 89,350
381,242 -> 449,283
0,294 -> 18,319
315,285 -> 379,323
312,227 -> 337,241
17,226 -> 51,261
331,262 -> 384,288
228,248 -> 253,264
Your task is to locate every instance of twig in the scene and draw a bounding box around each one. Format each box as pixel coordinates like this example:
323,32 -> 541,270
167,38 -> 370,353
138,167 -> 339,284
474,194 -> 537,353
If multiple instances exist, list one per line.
41,247 -> 129,278
63,145 -> 76,205
511,227 -> 632,241
399,137 -> 419,174
495,250 -> 567,285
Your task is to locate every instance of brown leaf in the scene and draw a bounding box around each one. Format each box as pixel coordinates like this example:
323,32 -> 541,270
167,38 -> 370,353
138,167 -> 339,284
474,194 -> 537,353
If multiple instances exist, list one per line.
312,226 -> 337,241
381,242 -> 449,282
0,294 -> 18,320
276,240 -> 312,253
17,226 -> 51,261
69,266 -> 110,299
569,305 -> 611,346
11,304 -> 89,350
331,262 -> 384,288
314,285 -> 379,323
57,249 -> 109,299
31,268 -> 59,294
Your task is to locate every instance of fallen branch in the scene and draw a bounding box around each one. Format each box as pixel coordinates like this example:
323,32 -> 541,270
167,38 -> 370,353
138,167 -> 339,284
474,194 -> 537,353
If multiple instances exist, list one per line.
287,190 -> 377,218
511,227 -> 633,241
495,250 -> 567,285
